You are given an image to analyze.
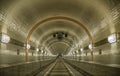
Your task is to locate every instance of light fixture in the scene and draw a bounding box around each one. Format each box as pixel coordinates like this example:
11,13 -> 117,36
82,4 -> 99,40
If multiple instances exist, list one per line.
36,48 -> 39,52
80,48 -> 83,52
76,50 -> 79,54
88,44 -> 93,50
0,33 -> 10,43
41,50 -> 44,54
25,44 -> 31,49
53,32 -> 68,40
108,33 -> 117,43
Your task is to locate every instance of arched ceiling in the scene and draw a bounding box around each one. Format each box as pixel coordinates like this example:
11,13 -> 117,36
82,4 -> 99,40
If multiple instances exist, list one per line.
49,42 -> 70,55
0,0 -> 120,55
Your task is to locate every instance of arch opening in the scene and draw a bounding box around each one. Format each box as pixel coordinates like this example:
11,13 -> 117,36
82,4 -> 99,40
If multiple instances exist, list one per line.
25,16 -> 94,62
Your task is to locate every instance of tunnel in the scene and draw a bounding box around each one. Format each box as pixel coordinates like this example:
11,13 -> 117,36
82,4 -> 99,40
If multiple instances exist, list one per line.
0,0 -> 120,76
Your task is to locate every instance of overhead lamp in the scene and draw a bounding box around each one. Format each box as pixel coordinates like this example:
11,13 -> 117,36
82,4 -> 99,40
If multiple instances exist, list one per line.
53,32 -> 68,40
0,33 -> 10,43
108,33 -> 117,43
76,50 -> 79,54
41,50 -> 44,54
36,48 -> 39,52
88,44 -> 93,50
80,48 -> 83,52
25,44 -> 31,49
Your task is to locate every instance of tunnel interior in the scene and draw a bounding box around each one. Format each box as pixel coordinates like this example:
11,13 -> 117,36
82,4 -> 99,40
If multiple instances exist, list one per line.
0,0 -> 120,76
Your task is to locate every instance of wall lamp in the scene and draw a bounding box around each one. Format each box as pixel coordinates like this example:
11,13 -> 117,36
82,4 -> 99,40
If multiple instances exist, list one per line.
24,43 -> 31,49
88,44 -> 93,50
108,33 -> 119,43
0,33 -> 10,43
80,48 -> 83,52
36,48 -> 39,52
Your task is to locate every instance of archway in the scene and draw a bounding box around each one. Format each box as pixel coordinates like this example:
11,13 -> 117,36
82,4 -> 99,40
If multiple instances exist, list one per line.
25,16 -> 93,62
